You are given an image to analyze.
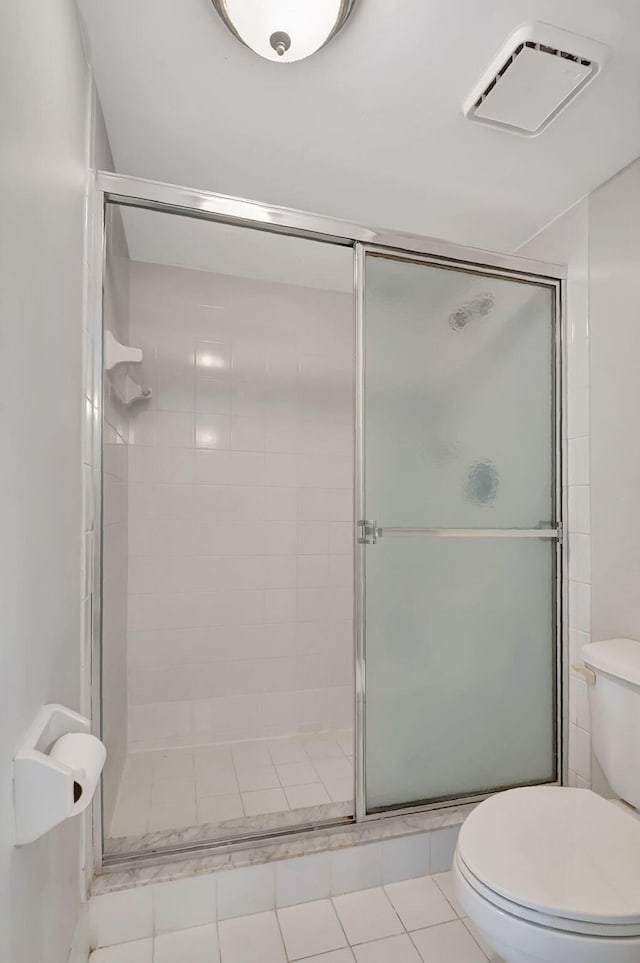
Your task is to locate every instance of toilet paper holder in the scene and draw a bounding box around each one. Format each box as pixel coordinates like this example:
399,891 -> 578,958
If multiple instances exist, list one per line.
14,704 -> 106,846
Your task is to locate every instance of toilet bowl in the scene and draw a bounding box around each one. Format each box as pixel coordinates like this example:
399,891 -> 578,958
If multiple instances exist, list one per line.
451,637 -> 640,963
452,785 -> 640,963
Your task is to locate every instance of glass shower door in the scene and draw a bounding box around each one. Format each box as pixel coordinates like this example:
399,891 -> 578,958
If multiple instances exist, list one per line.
359,249 -> 560,813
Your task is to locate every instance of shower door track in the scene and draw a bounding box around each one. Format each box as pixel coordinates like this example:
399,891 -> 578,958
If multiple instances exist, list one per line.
90,172 -> 567,872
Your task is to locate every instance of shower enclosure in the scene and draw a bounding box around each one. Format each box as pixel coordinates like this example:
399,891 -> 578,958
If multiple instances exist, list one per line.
94,173 -> 564,867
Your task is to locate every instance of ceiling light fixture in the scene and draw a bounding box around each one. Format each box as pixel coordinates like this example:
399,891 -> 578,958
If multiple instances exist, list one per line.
211,0 -> 357,63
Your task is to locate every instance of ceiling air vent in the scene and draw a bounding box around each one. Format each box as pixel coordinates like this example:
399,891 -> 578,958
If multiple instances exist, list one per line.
463,22 -> 609,136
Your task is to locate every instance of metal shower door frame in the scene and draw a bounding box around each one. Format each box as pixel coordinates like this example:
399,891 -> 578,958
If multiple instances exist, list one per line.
353,243 -> 565,821
90,172 -> 566,870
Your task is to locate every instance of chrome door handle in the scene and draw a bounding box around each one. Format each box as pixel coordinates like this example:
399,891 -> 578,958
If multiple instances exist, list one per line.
358,519 -> 380,544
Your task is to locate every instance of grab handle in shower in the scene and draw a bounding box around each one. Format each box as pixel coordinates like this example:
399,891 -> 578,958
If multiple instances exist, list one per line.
358,524 -> 561,542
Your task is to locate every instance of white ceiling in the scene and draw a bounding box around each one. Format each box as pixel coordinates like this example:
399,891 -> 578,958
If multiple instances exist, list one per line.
78,0 -> 640,254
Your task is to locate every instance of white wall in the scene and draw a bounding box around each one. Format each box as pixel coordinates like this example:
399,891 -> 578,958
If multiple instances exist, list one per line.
0,3 -> 91,962
121,259 -> 354,751
589,158 -> 640,648
518,199 -> 592,790
519,154 -> 640,797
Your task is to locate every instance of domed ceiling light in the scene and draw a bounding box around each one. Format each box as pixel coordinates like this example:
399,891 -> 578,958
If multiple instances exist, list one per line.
211,0 -> 357,63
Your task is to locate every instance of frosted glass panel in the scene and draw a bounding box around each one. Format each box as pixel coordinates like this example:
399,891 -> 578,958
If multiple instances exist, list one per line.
362,252 -> 558,812
365,537 -> 556,810
364,255 -> 554,528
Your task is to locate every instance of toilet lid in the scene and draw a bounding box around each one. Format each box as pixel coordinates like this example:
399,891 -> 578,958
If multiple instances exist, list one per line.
457,786 -> 640,926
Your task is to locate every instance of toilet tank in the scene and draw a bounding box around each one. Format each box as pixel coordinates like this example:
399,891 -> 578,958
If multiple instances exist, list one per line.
582,638 -> 640,809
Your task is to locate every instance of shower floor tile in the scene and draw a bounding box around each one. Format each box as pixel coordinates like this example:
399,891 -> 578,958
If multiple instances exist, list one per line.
107,729 -> 353,848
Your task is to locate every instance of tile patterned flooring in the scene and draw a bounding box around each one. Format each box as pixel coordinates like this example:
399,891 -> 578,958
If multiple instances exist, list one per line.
90,873 -> 503,962
108,730 -> 354,841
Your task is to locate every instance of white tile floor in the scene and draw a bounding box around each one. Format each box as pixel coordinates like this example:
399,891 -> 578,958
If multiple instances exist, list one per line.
108,730 -> 354,841
89,873 -> 504,963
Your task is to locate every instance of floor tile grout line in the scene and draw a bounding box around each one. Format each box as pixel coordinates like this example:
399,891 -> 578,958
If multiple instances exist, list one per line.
272,903 -> 296,963
322,895 -> 354,960
330,887 -> 409,944
230,748 -> 254,818
111,730 -> 353,839
431,872 -> 463,920
93,893 -> 485,963
407,928 -> 426,962
460,917 -> 491,961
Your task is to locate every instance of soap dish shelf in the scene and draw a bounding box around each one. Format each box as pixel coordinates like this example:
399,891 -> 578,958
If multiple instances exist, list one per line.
104,331 -> 152,406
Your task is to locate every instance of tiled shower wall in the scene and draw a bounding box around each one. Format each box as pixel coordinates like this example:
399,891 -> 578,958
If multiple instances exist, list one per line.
125,262 -> 354,750
518,198 -> 592,790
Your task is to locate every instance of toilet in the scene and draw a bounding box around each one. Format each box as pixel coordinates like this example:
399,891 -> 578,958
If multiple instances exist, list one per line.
452,637 -> 640,963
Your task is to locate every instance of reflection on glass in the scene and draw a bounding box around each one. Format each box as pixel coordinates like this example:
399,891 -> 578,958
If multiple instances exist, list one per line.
101,204 -> 355,857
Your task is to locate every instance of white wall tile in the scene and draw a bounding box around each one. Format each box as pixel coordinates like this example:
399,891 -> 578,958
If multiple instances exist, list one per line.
569,672 -> 591,733
298,488 -> 331,520
297,588 -> 352,622
329,522 -> 353,555
196,341 -> 230,374
155,411 -> 194,448
264,453 -> 297,486
298,521 -> 330,555
298,555 -> 330,588
330,843 -> 382,895
568,533 -> 591,584
116,263 -> 354,767
275,852 -> 331,908
589,158 -> 640,790
568,436 -> 590,486
381,834 -> 430,884
156,372 -> 194,413
216,864 -> 276,920
195,376 -> 230,415
153,874 -> 217,933
266,419 -> 298,453
264,588 -> 297,623
429,827 -> 460,874
569,581 -> 591,635
90,887 -> 154,948
231,416 -> 266,451
567,386 -> 590,439
574,675 -> 591,731
329,489 -> 353,522
518,197 -> 591,838
570,628 -> 591,664
568,337 -> 589,390
568,723 -> 591,783
195,413 -> 230,449
568,485 -> 590,535
329,556 -> 353,587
